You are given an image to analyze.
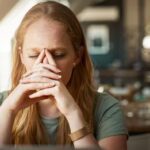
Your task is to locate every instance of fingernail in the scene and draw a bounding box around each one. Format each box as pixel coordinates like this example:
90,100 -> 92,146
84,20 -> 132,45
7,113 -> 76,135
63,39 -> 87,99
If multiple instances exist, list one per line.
58,75 -> 61,78
29,95 -> 33,98
52,82 -> 56,85
57,69 -> 61,73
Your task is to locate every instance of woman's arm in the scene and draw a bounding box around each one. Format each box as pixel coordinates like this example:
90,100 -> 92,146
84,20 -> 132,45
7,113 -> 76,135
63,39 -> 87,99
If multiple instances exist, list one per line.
66,109 -> 100,149
0,50 -> 60,145
0,101 -> 15,144
66,109 -> 127,150
26,50 -> 127,149
98,135 -> 127,150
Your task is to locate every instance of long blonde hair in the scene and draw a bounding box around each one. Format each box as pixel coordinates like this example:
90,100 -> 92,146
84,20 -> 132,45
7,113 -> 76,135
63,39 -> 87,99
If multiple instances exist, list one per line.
11,1 -> 96,144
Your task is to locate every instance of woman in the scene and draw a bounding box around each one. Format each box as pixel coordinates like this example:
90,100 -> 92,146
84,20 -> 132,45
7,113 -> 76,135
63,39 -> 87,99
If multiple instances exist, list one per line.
0,1 -> 128,149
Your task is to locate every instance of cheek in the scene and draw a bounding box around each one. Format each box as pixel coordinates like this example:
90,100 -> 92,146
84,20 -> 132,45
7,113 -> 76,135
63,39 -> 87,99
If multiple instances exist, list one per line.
22,57 -> 35,71
58,62 -> 74,85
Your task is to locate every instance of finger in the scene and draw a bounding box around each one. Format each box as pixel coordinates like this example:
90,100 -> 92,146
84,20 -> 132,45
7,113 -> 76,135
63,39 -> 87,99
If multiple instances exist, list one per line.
33,63 -> 61,73
43,56 -> 48,64
22,65 -> 45,78
34,49 -> 45,65
22,82 -> 56,91
20,76 -> 58,84
22,68 -> 61,80
23,62 -> 61,79
22,70 -> 33,78
29,87 -> 54,98
45,49 -> 57,66
24,95 -> 51,108
22,68 -> 39,78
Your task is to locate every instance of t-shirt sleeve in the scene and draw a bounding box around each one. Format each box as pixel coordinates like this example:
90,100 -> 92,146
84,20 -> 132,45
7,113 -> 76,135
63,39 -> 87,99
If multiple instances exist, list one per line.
94,92 -> 128,140
0,91 -> 8,105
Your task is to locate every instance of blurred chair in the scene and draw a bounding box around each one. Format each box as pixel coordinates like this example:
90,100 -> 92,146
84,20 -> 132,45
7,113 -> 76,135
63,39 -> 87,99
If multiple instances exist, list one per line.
128,134 -> 150,150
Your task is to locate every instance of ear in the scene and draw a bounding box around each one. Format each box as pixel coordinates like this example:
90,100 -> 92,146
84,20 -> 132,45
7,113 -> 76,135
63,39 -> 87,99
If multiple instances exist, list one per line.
19,47 -> 25,65
74,46 -> 83,65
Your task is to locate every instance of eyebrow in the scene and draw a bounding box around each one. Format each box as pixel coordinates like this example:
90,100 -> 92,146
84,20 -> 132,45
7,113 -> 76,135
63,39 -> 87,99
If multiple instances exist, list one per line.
28,47 -> 67,52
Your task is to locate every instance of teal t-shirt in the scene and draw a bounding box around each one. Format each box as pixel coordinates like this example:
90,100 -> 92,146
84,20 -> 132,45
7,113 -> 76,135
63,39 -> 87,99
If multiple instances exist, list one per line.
0,91 -> 128,143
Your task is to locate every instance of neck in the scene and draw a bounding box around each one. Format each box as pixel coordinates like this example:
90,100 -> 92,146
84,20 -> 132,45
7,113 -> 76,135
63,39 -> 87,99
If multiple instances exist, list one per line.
38,98 -> 61,119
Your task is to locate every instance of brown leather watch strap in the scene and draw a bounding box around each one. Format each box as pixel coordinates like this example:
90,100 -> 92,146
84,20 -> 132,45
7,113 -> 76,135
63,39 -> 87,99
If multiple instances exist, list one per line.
69,126 -> 91,142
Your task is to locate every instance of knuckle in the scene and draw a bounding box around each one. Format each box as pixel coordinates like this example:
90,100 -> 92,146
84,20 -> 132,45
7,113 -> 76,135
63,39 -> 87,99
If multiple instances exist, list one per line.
19,83 -> 26,91
55,82 -> 61,91
37,70 -> 42,75
43,90 -> 47,95
27,84 -> 34,90
56,81 -> 61,86
41,83 -> 46,87
39,63 -> 44,68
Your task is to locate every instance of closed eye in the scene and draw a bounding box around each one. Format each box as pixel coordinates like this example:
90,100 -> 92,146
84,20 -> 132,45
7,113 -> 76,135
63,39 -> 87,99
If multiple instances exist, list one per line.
53,53 -> 66,59
28,55 -> 38,58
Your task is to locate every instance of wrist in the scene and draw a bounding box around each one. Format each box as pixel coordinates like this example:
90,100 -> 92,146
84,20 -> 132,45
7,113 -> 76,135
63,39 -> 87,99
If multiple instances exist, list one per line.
66,109 -> 86,133
1,98 -> 17,117
65,108 -> 82,120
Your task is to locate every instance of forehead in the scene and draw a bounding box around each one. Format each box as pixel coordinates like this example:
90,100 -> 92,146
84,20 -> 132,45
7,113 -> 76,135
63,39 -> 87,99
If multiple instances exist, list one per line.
22,18 -> 72,51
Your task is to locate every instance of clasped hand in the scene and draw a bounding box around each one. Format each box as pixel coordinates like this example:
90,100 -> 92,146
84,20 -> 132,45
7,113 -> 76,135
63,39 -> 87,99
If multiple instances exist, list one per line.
4,49 -> 79,117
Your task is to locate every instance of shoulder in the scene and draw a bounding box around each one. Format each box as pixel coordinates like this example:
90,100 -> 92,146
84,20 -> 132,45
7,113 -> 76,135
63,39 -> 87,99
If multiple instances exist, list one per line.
94,92 -> 120,118
94,92 -> 128,140
0,91 -> 9,105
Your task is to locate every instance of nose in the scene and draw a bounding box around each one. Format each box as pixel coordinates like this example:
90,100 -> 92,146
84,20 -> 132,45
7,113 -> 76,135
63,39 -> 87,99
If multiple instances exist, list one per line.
44,49 -> 57,66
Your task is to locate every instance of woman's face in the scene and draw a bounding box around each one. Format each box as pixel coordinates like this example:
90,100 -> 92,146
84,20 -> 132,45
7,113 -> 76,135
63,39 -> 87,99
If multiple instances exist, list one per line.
21,18 -> 79,85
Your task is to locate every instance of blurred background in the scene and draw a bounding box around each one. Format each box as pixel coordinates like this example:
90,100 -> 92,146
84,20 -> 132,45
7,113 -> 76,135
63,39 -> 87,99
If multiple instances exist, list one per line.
0,0 -> 150,149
